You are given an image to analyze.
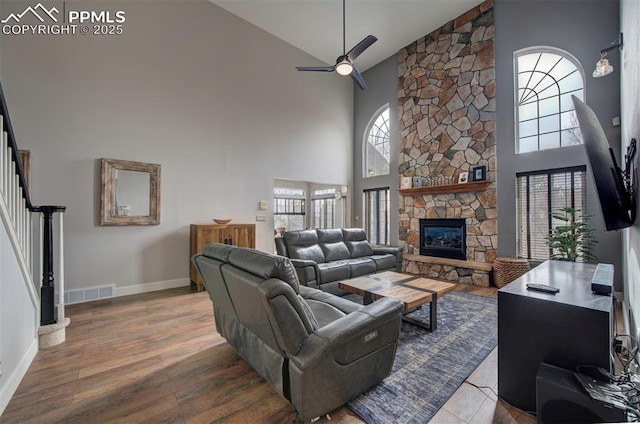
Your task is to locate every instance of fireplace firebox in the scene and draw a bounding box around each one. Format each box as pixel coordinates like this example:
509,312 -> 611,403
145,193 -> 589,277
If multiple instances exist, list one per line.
419,218 -> 466,260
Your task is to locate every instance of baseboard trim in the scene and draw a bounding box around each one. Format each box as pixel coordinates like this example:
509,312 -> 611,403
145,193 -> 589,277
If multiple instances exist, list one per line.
0,337 -> 38,415
115,278 -> 191,297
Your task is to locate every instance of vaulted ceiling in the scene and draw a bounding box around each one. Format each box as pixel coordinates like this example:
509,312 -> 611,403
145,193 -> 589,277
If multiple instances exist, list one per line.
211,1 -> 484,72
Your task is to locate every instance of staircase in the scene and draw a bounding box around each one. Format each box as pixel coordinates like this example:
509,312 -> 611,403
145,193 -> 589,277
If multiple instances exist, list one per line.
0,80 -> 67,414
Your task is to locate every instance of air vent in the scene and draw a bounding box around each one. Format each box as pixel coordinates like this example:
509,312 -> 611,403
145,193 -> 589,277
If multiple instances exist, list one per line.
64,285 -> 114,305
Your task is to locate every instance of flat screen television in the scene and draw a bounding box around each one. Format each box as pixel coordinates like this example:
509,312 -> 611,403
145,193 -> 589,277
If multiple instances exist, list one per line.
572,96 -> 634,231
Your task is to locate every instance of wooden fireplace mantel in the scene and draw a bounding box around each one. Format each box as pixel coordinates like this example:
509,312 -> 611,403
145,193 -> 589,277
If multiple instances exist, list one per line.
404,253 -> 493,271
399,180 -> 491,196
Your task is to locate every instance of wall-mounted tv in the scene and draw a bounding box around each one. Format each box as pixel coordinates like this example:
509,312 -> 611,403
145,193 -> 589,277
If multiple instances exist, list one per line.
572,96 -> 635,231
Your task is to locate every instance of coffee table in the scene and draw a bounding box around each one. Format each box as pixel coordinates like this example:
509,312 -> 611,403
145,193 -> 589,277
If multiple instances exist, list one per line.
338,271 -> 456,331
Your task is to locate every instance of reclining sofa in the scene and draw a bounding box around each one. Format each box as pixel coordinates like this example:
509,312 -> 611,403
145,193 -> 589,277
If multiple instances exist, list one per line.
192,243 -> 403,421
275,228 -> 403,294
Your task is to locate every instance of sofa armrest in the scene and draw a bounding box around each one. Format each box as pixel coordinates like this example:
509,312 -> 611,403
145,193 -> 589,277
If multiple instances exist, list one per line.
372,246 -> 402,256
289,258 -> 320,289
372,246 -> 403,270
291,298 -> 402,370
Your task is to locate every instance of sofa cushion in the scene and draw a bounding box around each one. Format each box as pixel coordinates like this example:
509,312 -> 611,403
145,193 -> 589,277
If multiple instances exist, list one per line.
297,294 -> 320,330
342,229 -> 375,258
300,285 -> 362,315
285,230 -> 326,263
318,229 -> 350,261
317,261 -> 350,283
303,299 -> 348,328
321,242 -> 351,262
371,254 -> 398,271
317,228 -> 344,243
202,243 -> 236,262
347,258 -> 377,278
346,241 -> 374,258
289,244 -> 326,263
227,248 -> 300,293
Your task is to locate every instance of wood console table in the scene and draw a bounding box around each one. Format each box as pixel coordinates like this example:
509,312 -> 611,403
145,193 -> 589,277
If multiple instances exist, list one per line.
497,260 -> 613,412
189,223 -> 255,291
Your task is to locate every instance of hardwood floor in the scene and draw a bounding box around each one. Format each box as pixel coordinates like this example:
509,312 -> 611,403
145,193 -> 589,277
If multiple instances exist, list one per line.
2,283 -> 510,423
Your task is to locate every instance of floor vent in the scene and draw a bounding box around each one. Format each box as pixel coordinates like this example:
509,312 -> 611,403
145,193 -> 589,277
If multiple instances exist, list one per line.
65,285 -> 115,305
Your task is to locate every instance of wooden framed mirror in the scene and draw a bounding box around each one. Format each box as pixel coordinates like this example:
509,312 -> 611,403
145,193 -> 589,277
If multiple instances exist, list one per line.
100,158 -> 161,225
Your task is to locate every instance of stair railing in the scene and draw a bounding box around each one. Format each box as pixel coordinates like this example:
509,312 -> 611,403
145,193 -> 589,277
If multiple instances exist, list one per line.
0,80 -> 66,328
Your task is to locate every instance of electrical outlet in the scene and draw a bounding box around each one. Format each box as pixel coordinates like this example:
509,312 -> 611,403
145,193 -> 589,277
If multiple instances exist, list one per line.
255,215 -> 267,222
614,337 -> 624,354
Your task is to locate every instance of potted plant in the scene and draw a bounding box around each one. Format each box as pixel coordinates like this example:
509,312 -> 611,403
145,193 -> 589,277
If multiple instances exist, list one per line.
545,207 -> 598,262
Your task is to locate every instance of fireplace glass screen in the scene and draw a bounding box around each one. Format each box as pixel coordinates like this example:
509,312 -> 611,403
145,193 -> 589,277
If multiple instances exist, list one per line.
419,218 -> 466,260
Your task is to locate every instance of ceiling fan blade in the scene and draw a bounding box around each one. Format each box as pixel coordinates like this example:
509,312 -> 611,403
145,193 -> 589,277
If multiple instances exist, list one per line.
296,66 -> 335,72
350,67 -> 367,90
347,35 -> 378,62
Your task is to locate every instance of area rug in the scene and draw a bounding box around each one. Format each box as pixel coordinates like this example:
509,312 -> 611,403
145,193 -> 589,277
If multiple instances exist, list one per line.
347,291 -> 497,423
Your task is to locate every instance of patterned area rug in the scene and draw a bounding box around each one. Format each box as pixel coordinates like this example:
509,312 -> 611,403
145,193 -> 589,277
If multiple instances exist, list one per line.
347,291 -> 497,423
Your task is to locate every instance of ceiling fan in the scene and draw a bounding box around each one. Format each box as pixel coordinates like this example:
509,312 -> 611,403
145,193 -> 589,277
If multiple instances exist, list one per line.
295,0 -> 377,90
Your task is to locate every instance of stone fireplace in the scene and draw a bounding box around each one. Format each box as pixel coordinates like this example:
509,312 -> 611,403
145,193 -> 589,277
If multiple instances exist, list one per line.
420,218 -> 466,260
397,0 -> 496,287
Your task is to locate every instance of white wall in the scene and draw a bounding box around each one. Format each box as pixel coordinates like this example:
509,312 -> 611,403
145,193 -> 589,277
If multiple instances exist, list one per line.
353,55 -> 399,243
0,212 -> 38,414
620,0 -> 640,340
0,1 -> 353,293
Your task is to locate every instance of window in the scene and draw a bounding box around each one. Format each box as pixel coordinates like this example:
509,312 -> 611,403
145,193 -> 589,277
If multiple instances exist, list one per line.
312,198 -> 335,229
515,49 -> 584,153
516,167 -> 587,260
312,188 -> 336,229
364,106 -> 390,177
274,188 -> 305,231
364,187 -> 390,245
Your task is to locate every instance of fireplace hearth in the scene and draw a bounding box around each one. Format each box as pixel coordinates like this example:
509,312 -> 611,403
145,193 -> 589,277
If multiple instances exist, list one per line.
419,218 -> 466,260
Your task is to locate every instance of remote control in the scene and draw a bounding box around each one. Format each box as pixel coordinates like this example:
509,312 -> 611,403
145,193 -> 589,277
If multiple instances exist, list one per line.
526,283 -> 560,294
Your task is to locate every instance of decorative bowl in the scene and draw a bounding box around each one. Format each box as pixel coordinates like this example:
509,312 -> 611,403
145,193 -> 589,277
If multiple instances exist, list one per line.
213,218 -> 232,225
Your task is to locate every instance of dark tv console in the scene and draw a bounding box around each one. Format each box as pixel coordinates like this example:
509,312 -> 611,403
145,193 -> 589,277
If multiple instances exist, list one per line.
497,260 -> 614,413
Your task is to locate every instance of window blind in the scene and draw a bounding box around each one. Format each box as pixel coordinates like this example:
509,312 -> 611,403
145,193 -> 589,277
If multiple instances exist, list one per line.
516,167 -> 586,260
364,187 -> 390,245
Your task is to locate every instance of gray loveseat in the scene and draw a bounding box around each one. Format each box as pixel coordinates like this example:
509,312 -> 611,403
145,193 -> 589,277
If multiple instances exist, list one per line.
275,228 -> 403,294
192,243 -> 402,421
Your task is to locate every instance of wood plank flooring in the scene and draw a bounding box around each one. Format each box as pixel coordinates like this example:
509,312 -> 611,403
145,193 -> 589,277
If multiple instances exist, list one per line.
2,283 -> 502,423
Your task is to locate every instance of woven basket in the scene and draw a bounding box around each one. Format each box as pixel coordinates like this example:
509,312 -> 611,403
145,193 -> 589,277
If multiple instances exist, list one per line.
493,257 -> 530,288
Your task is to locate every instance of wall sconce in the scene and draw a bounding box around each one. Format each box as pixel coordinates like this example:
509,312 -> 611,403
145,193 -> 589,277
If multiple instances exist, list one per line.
593,33 -> 623,78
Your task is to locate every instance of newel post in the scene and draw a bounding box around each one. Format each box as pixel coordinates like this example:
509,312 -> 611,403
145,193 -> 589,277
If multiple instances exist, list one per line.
37,205 -> 66,325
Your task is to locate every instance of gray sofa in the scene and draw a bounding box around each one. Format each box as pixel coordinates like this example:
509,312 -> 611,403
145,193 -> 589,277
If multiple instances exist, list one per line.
275,228 -> 403,294
192,243 -> 402,421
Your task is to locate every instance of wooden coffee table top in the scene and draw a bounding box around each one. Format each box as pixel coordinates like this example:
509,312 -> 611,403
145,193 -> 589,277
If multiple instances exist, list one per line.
339,271 -> 456,312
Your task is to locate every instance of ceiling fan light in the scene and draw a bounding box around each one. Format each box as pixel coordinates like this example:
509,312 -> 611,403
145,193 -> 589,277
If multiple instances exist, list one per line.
335,61 -> 353,76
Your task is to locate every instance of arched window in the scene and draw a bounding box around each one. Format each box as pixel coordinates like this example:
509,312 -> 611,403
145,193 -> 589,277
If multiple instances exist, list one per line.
364,106 -> 390,177
515,48 -> 585,153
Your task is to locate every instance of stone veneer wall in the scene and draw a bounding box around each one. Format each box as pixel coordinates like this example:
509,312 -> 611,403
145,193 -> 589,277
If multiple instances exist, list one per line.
397,0 -> 496,286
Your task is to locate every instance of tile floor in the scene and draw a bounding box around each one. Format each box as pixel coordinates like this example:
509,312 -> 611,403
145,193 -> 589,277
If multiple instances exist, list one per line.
429,348 -> 537,423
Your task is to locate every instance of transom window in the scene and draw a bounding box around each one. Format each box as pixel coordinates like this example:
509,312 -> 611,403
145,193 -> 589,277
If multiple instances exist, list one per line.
515,49 -> 584,153
364,106 -> 390,177
274,187 -> 305,197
